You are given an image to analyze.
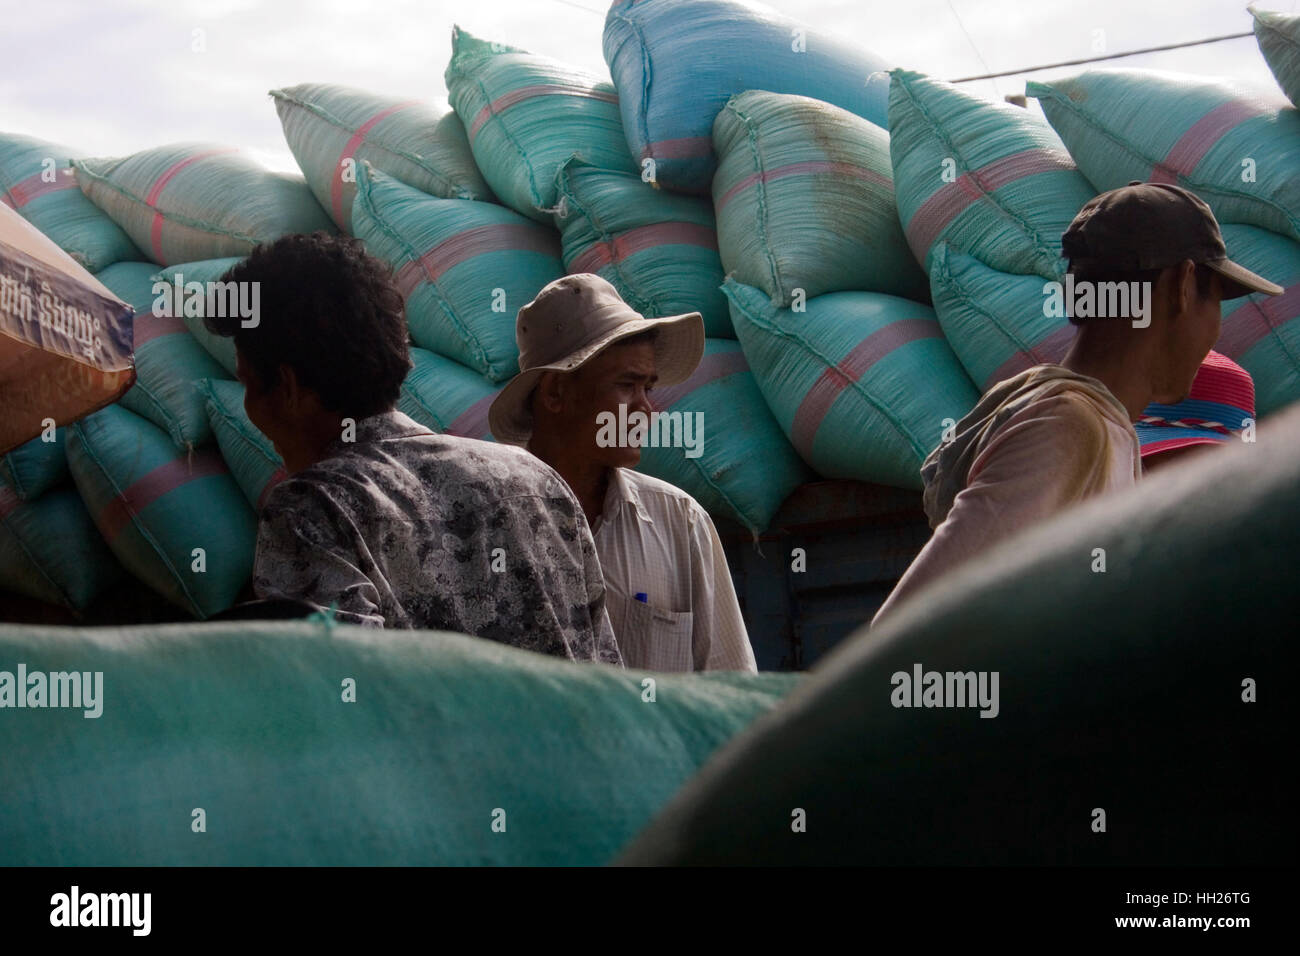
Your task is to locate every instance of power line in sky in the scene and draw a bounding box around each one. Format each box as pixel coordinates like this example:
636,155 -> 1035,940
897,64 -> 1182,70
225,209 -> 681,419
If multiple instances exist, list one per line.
950,30 -> 1255,83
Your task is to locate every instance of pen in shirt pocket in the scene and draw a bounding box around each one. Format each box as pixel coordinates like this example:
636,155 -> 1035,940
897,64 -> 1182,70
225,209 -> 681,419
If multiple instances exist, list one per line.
634,592 -> 648,603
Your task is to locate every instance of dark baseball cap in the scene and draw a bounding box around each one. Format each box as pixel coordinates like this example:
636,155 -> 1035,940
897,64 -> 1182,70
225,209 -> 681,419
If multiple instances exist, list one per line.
1062,182 -> 1284,300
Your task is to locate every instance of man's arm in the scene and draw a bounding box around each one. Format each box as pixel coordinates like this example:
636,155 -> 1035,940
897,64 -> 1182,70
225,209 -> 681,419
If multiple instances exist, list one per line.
252,479 -> 386,627
687,503 -> 758,673
873,393 -> 1135,625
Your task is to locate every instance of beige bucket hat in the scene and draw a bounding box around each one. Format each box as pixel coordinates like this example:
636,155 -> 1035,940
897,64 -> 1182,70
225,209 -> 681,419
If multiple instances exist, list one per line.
488,274 -> 705,444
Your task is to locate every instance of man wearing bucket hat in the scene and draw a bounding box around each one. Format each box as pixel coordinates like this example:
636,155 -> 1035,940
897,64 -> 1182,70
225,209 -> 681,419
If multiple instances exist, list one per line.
490,274 -> 757,673
874,182 -> 1283,624
1138,350 -> 1255,470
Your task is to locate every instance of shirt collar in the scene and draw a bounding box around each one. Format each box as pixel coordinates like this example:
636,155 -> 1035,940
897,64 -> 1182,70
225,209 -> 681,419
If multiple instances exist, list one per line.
598,467 -> 654,530
323,409 -> 434,457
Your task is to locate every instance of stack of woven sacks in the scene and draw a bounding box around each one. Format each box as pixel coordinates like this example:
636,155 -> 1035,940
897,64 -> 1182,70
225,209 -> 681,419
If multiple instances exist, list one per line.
5,0 -> 1299,622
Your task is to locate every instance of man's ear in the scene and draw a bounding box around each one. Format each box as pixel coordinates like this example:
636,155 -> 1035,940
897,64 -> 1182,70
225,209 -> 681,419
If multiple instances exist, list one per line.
1171,259 -> 1197,317
278,364 -> 301,411
535,370 -> 568,415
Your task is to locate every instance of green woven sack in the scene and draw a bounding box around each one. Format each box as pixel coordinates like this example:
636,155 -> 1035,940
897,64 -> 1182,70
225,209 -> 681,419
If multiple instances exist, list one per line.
713,91 -> 927,306
95,261 -> 232,449
0,131 -> 140,271
271,83 -> 492,231
0,484 -> 123,611
634,338 -> 813,535
1216,223 -> 1300,416
0,619 -> 799,865
618,402 -> 1300,866
151,258 -> 244,376
928,242 -> 1072,392
1253,8 -> 1300,108
66,404 -> 256,618
198,379 -> 285,511
400,347 -> 501,440
352,163 -> 562,382
553,156 -> 732,337
725,278 -> 979,488
1029,69 -> 1300,243
445,26 -> 636,222
890,70 -> 1097,281
73,143 -> 334,265
0,429 -> 68,501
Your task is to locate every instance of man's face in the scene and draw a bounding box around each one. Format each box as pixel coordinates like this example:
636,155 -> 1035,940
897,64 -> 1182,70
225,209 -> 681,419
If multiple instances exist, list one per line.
1153,265 -> 1223,404
552,339 -> 658,468
1173,270 -> 1223,401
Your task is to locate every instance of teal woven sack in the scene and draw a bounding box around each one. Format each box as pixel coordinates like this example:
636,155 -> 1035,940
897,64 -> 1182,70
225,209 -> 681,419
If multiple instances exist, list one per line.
1216,223 -> 1300,416
1028,69 -> 1300,243
0,132 -> 140,271
1254,8 -> 1300,108
929,243 -> 1073,392
73,143 -> 334,265
96,261 -> 232,449
271,83 -> 492,231
724,278 -> 979,489
0,484 -> 123,611
553,156 -> 731,337
66,404 -> 256,618
150,258 -> 243,376
634,338 -> 812,534
0,619 -> 799,865
890,70 -> 1097,282
352,163 -> 562,382
713,91 -> 927,306
445,26 -> 635,222
0,429 -> 68,501
199,379 -> 285,511
616,402 -> 1300,866
603,0 -> 893,195
400,348 -> 501,440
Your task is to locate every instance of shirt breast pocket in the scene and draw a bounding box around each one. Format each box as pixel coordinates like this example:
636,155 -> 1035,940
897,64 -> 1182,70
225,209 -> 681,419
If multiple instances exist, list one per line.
622,597 -> 694,672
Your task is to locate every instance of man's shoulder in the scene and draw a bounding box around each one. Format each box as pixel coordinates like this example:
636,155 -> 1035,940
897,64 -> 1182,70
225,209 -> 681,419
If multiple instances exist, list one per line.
619,468 -> 712,525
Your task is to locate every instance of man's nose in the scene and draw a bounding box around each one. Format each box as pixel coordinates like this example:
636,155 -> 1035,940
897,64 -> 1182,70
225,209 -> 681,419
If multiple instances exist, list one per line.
632,385 -> 655,414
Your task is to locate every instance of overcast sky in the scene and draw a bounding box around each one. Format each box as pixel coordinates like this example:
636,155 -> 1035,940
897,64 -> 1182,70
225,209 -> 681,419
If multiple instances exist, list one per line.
2,0 -> 1295,172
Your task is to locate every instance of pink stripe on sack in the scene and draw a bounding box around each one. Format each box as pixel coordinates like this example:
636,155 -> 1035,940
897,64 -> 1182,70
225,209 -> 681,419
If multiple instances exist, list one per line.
449,391 -> 501,439
145,147 -> 239,262
2,168 -> 77,208
0,485 -> 20,519
715,160 -> 892,212
1151,100 -> 1265,183
132,313 -> 189,347
568,221 -> 717,274
256,466 -> 288,512
331,101 -> 420,223
469,84 -> 619,142
1216,283 -> 1300,358
905,149 -> 1076,265
649,349 -> 750,411
642,137 -> 712,162
985,322 -> 1077,391
392,223 -> 558,297
790,319 -> 941,458
97,447 -> 228,541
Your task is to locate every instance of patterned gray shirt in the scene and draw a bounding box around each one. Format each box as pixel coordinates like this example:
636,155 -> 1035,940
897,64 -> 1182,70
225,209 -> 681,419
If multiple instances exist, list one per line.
252,409 -> 623,665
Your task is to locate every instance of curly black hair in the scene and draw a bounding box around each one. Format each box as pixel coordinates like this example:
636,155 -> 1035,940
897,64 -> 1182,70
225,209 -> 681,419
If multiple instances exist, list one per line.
205,231 -> 411,418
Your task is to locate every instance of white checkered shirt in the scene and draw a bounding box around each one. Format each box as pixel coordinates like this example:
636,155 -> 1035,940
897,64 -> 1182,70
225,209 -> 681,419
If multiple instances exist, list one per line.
591,467 -> 757,673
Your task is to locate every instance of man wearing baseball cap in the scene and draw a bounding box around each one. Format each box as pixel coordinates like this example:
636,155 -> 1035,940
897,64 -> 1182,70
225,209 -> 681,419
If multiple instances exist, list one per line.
874,182 -> 1283,623
490,274 -> 757,673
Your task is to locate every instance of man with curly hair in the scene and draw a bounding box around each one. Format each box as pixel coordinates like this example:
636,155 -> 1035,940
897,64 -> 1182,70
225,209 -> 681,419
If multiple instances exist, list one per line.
205,232 -> 622,665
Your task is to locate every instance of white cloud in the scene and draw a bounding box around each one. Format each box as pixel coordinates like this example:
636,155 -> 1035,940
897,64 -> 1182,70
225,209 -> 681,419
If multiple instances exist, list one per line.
1,0 -> 1295,169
